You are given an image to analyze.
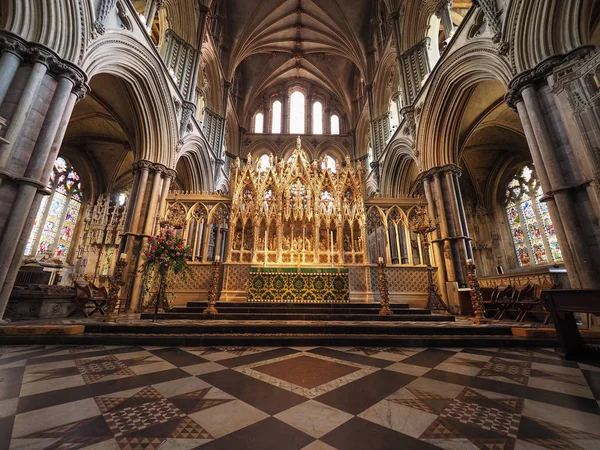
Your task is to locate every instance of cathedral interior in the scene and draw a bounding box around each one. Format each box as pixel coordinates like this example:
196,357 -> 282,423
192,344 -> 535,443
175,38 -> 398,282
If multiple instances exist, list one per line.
0,0 -> 599,448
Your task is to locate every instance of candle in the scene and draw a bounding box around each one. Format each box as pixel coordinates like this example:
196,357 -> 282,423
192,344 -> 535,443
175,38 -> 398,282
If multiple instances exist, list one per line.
330,230 -> 334,261
378,256 -> 383,264
215,255 -> 220,262
119,253 -> 127,260
466,258 -> 473,265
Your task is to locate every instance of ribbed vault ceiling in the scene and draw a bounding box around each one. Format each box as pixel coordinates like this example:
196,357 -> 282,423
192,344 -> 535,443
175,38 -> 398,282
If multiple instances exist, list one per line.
224,0 -> 371,123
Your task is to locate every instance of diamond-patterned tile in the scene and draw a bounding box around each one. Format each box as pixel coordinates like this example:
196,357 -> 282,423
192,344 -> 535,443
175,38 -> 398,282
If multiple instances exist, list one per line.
2,345 -> 599,450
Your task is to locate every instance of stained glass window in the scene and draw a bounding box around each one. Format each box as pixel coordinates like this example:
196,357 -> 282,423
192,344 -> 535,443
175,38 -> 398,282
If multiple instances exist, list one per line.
24,157 -> 84,261
504,165 -> 562,267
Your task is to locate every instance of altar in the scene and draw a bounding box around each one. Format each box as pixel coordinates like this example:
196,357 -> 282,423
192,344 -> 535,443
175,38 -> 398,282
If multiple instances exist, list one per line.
248,267 -> 349,303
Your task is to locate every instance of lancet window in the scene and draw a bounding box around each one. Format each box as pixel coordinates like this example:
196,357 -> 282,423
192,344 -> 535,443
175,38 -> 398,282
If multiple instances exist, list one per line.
330,115 -> 340,135
271,100 -> 282,133
254,112 -> 264,133
25,157 -> 83,261
313,101 -> 323,134
504,165 -> 563,267
290,91 -> 305,134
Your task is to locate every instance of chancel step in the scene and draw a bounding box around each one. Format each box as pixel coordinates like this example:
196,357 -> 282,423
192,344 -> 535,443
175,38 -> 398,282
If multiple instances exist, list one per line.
141,312 -> 451,321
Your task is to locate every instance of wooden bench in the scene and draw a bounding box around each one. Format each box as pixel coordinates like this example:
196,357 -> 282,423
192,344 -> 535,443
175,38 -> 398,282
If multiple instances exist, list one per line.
542,289 -> 600,359
73,280 -> 108,317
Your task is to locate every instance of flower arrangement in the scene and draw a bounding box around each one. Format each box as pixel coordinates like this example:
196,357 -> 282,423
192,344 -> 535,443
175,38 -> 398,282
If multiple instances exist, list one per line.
141,227 -> 191,314
142,227 -> 191,276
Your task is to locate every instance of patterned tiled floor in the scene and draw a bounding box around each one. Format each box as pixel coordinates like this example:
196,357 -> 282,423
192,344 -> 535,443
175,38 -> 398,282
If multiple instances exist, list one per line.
1,345 -> 599,449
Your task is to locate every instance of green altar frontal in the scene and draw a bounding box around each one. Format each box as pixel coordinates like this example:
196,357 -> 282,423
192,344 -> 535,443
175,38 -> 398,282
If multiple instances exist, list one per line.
248,267 -> 350,303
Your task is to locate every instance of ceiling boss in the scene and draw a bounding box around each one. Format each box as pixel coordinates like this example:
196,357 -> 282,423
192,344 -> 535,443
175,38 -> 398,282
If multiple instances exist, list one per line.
228,137 -> 366,266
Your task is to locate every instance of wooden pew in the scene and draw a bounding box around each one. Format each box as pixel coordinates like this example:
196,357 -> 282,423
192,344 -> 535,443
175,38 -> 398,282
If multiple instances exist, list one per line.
542,289 -> 600,359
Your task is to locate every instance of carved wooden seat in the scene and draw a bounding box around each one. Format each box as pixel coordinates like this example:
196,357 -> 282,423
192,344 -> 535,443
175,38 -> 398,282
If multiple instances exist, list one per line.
73,280 -> 108,317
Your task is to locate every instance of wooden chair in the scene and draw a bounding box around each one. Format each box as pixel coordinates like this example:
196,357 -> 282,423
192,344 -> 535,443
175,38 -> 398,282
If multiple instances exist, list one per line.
542,289 -> 600,359
517,282 -> 555,324
73,280 -> 108,317
493,285 -> 514,320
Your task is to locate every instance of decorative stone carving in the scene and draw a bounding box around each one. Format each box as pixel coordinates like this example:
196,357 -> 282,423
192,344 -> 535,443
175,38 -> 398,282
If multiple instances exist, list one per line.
505,46 -> 596,110
94,0 -> 118,35
471,0 -> 508,55
116,1 -> 132,31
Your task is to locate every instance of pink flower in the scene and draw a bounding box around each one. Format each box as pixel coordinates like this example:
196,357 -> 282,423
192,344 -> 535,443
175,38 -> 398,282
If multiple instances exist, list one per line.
170,246 -> 174,250
164,263 -> 169,267
176,252 -> 180,256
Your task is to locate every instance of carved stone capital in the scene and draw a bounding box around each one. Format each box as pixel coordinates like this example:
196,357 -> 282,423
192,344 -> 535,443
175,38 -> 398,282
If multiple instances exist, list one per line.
505,45 -> 596,109
0,31 -> 89,101
133,160 -> 154,172
417,163 -> 462,185
153,163 -> 168,175
165,168 -> 177,180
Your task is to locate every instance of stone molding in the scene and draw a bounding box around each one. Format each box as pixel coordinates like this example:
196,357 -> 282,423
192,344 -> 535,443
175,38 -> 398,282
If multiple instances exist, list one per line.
0,30 -> 89,100
505,45 -> 596,109
416,163 -> 462,185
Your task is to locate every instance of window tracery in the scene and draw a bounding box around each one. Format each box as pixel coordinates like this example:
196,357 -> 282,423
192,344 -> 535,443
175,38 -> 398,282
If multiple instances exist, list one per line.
25,157 -> 83,261
504,165 -> 563,267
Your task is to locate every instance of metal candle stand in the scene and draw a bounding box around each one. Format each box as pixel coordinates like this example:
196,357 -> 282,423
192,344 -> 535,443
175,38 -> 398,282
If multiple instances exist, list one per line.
203,258 -> 222,315
377,260 -> 393,316
465,259 -> 490,324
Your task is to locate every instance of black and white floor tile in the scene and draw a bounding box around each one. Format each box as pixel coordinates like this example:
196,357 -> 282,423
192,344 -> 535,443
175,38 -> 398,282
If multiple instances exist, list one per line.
1,344 -> 599,449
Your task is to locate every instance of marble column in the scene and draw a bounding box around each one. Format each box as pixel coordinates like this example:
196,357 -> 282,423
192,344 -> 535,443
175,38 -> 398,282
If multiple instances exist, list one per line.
0,32 -> 88,320
506,46 -> 600,288
157,168 -> 176,226
419,164 -> 472,309
130,164 -> 164,311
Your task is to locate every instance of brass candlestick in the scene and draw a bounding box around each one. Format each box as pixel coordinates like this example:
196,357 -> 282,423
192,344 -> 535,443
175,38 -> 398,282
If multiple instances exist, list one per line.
410,204 -> 451,313
465,259 -> 490,324
203,259 -> 222,315
101,258 -> 127,322
377,260 -> 393,316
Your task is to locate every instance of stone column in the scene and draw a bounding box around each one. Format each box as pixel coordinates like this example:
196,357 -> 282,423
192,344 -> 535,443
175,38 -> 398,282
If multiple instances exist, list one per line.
306,94 -> 312,135
129,164 -> 164,311
506,46 -> 600,288
157,168 -> 176,225
0,33 -> 88,320
435,0 -> 456,41
188,4 -> 210,103
282,92 -> 289,134
419,164 -> 472,307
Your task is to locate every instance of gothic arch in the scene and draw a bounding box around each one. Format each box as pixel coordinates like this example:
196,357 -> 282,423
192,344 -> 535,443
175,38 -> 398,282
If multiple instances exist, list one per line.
380,140 -> 418,197
371,48 -> 401,117
81,33 -> 180,167
416,42 -> 513,170
505,0 -> 592,73
1,0 -> 92,62
245,138 -> 280,159
176,134 -> 215,192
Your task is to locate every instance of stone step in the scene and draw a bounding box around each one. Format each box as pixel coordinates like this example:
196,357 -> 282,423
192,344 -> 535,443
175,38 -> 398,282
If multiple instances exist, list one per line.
0,332 -> 559,348
170,306 -> 430,315
139,312 -> 450,322
81,321 -> 514,337
186,301 -> 410,309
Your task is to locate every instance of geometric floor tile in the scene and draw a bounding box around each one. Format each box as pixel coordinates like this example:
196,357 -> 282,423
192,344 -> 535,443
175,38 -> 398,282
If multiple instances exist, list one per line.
76,355 -> 135,384
3,345 -> 600,450
478,358 -> 531,385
